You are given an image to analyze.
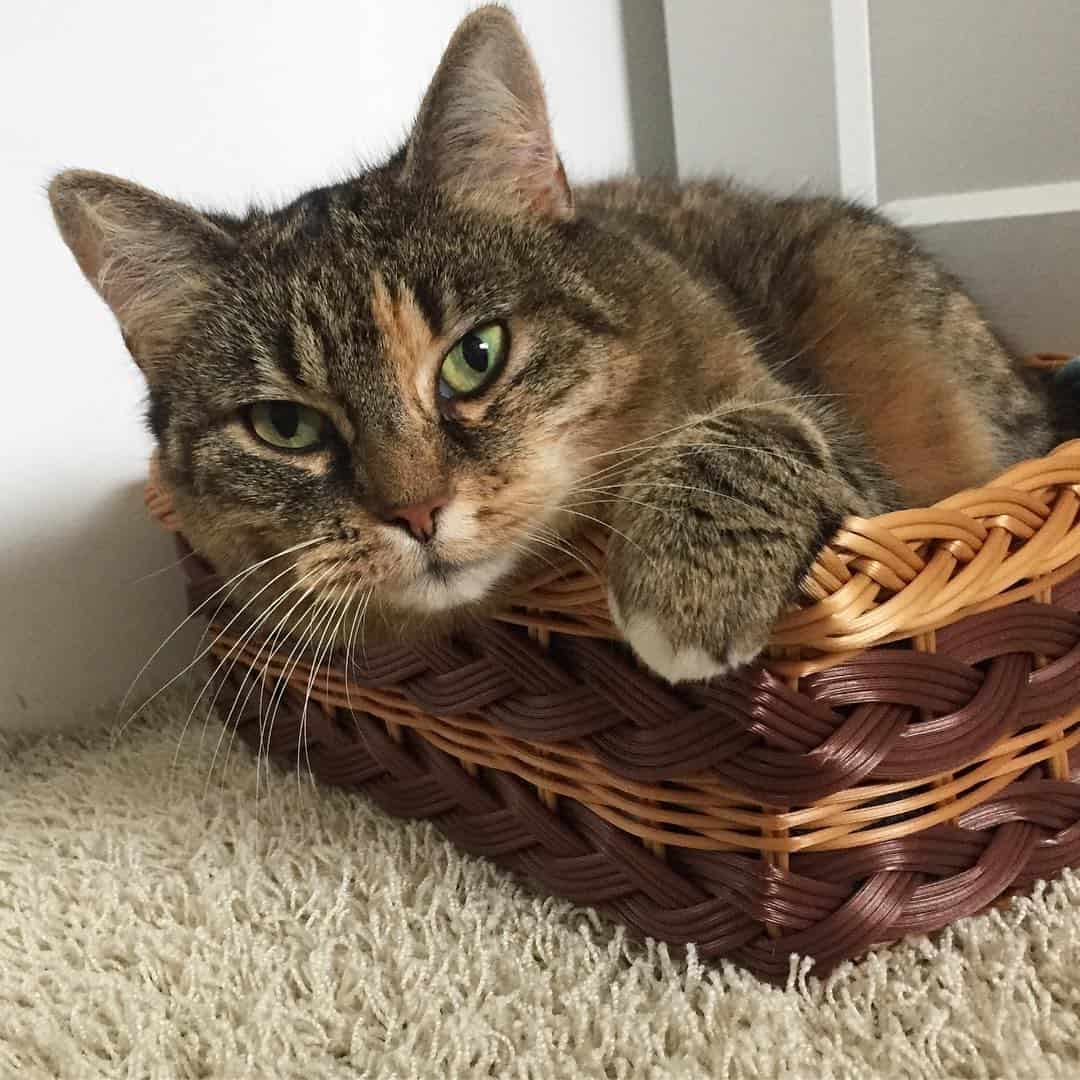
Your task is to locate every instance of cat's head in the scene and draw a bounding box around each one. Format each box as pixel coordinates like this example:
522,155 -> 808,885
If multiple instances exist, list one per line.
48,7 -> 659,633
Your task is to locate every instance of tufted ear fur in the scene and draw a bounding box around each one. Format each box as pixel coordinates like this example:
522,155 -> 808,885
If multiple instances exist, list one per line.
48,169 -> 234,373
401,5 -> 572,219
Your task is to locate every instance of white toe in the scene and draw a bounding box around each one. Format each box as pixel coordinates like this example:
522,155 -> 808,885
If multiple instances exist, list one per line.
613,605 -> 728,684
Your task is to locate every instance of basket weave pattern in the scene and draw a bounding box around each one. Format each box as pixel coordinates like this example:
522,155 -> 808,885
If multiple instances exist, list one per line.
146,360 -> 1080,981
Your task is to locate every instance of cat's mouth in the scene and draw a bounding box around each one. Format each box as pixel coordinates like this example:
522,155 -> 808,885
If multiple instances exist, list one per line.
393,550 -> 516,613
424,553 -> 486,580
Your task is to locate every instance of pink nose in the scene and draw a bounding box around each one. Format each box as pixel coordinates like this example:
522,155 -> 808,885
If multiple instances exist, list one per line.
382,493 -> 451,544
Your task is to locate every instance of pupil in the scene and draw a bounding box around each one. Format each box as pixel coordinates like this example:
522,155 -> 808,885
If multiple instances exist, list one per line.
462,333 -> 489,373
270,401 -> 299,438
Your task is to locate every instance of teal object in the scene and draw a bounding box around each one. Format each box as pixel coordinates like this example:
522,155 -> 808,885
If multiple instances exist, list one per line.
1052,356 -> 1080,394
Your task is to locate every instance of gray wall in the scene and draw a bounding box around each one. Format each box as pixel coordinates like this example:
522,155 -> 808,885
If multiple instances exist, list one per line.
870,0 -> 1080,202
664,0 -> 840,194
663,0 -> 1080,353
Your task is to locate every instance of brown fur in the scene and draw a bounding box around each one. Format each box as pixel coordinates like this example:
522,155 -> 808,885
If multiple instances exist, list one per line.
797,311 -> 1000,504
789,223 -> 1002,501
368,274 -> 440,419
47,6 -> 1063,683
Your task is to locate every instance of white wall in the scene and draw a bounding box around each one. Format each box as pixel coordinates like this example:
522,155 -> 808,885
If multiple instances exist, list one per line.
1,0 -> 636,730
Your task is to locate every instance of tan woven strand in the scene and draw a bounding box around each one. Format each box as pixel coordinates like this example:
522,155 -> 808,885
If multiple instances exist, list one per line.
145,439 -> 1080,672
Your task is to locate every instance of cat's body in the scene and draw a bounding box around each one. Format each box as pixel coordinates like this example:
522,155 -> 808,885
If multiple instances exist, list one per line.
577,179 -> 1054,508
49,7 -> 1063,684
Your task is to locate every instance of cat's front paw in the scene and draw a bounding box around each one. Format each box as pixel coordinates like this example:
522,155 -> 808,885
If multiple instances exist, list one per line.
599,406 -> 851,685
607,590 -> 770,685
604,504 -> 837,684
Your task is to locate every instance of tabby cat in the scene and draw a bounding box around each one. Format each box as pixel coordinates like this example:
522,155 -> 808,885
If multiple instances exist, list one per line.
49,6 -> 1064,684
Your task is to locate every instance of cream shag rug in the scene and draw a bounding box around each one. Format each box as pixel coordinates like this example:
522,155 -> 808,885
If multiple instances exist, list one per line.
4,686 -> 1080,1080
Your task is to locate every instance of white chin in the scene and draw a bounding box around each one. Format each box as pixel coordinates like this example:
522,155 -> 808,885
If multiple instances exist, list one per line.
395,554 -> 513,613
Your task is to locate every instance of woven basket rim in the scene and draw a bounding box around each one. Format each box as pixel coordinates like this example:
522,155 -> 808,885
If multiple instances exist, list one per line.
204,622 -> 1080,853
145,358 -> 1080,677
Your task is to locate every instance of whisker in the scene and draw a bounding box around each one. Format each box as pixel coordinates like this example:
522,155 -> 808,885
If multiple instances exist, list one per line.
248,571 -> 344,808
561,490 -> 677,520
284,587 -> 344,793
199,563 -> 334,803
556,440 -> 831,531
127,549 -> 197,586
168,569 -> 317,796
114,551 -> 325,746
355,586 -> 375,664
506,538 -> 563,576
633,441 -> 834,480
297,580 -> 355,792
520,526 -> 596,578
349,587 -> 375,669
198,563 -> 333,790
570,433 -> 832,496
573,392 -> 842,471
343,585 -> 374,726
192,567 -> 330,796
113,534 -> 329,728
251,571 -> 356,812
202,567 -> 322,729
571,480 -> 761,516
550,507 -> 657,570
244,565 -> 357,738
244,578 -> 335,821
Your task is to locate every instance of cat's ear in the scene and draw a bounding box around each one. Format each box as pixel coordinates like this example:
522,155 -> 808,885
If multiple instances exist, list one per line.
401,6 -> 572,219
48,169 -> 235,373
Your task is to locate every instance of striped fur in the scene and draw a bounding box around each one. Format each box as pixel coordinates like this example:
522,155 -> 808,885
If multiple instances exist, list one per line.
48,6 -> 1061,681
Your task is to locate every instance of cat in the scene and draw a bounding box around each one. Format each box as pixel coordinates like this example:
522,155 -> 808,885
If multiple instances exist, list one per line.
48,5 -> 1065,685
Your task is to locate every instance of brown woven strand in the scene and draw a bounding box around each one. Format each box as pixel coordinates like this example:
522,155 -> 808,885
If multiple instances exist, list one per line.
195,593 -> 1080,853
216,668 -> 1080,982
184,567 -> 1080,808
142,354 -> 1080,981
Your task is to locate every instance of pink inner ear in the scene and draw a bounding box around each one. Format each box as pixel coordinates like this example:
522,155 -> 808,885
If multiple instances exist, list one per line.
403,9 -> 573,220
436,104 -> 573,220
542,155 -> 574,219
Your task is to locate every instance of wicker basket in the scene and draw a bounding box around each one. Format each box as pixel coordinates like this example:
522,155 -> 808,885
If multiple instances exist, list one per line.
145,354 -> 1080,983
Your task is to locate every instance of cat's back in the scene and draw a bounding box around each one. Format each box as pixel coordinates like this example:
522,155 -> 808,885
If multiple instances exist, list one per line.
575,177 -> 1055,505
576,175 -> 824,248
574,177 -> 914,332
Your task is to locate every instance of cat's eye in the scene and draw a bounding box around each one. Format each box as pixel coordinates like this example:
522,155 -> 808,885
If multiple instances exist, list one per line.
439,322 -> 508,398
248,400 -> 326,451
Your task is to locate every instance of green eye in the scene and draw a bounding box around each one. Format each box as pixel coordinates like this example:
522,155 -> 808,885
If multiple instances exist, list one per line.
249,400 -> 326,451
439,322 -> 508,398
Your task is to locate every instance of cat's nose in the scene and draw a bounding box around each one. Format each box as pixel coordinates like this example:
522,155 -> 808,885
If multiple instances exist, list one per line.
381,493 -> 451,544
